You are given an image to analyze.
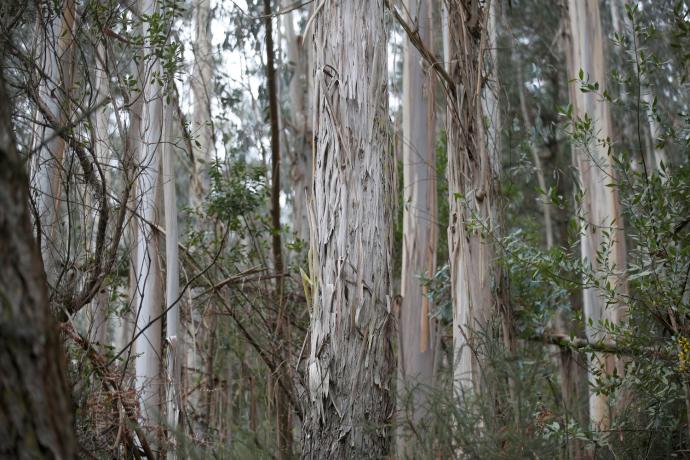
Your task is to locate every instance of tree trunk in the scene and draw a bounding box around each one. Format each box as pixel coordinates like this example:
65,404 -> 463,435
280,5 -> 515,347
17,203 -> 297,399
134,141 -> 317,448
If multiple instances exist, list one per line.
31,0 -> 76,286
565,0 -> 629,431
163,84 -> 182,457
134,0 -> 164,432
191,0 -> 214,207
0,73 -> 76,460
263,0 -> 292,456
398,0 -> 437,453
284,1 -> 312,242
445,0 -> 500,395
302,1 -> 394,457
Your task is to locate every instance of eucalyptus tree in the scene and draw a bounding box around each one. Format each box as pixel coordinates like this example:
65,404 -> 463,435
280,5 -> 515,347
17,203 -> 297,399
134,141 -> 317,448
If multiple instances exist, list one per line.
283,0 -> 312,242
191,0 -> 213,207
134,0 -> 166,427
163,80 -> 182,454
302,0 -> 394,457
444,0 -> 504,394
565,0 -> 629,431
31,0 -> 76,286
398,0 -> 437,452
263,0 -> 291,456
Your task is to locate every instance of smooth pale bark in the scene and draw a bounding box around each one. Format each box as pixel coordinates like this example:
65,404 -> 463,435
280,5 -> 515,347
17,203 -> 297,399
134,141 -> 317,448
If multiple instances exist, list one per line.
191,0 -> 213,207
303,1 -> 394,457
187,0 -> 215,440
566,0 -> 629,431
122,55 -> 144,364
398,0 -> 437,452
134,0 -> 164,427
162,91 -> 181,454
0,73 -> 76,459
284,2 -> 312,242
31,0 -> 76,285
446,0 -> 499,394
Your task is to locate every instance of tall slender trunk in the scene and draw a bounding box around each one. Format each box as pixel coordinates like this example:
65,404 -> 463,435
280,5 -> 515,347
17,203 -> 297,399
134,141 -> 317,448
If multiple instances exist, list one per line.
446,0 -> 500,395
163,84 -> 182,456
187,0 -> 215,440
0,72 -> 77,460
191,0 -> 213,207
31,0 -> 76,286
284,2 -> 312,242
398,0 -> 437,453
88,43 -> 111,347
565,0 -> 629,431
302,1 -> 394,457
263,1 -> 291,456
134,0 -> 164,430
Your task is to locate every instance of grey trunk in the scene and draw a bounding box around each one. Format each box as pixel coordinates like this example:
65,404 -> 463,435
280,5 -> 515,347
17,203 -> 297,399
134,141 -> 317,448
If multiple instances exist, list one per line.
302,1 -> 394,457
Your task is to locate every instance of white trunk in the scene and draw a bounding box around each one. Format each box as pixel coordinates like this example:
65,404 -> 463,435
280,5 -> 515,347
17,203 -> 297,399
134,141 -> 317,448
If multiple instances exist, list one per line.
566,0 -> 629,431
134,0 -> 164,426
303,1 -> 394,456
162,86 -> 181,454
31,0 -> 76,285
398,0 -> 437,451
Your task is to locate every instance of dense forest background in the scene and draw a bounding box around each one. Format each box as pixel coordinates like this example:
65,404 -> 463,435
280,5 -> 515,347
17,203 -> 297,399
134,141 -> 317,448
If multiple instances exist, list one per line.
0,0 -> 689,458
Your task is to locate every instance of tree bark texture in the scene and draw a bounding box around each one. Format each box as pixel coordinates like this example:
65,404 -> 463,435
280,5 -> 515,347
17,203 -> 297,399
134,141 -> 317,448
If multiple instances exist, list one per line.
0,74 -> 77,459
445,0 -> 500,394
303,1 -> 394,457
565,0 -> 629,431
398,0 -> 437,453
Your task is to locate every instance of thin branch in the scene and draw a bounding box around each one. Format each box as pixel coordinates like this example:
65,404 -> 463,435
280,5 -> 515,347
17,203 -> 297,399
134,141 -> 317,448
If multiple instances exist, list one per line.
384,0 -> 455,97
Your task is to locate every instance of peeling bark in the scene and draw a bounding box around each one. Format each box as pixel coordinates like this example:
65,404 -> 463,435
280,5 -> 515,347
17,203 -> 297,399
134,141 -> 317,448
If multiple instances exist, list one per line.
302,1 -> 394,457
445,0 -> 500,394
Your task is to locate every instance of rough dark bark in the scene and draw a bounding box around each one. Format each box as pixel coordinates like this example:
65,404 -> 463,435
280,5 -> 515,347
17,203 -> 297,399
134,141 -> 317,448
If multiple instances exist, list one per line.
0,75 -> 76,459
302,1 -> 394,458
